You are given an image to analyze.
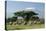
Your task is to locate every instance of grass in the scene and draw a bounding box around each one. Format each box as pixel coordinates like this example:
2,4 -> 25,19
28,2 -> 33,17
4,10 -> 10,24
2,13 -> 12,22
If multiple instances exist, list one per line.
6,24 -> 45,30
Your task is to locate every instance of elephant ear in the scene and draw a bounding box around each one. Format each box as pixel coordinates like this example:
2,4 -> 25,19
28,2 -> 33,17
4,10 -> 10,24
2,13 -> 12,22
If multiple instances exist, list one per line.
31,16 -> 39,21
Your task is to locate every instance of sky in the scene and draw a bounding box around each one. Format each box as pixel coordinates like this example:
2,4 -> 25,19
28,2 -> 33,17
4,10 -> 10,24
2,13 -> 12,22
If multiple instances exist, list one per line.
6,1 -> 45,18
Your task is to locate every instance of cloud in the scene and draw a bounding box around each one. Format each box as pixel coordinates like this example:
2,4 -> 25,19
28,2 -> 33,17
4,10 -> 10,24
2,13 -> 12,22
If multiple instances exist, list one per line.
24,8 -> 35,11
15,8 -> 35,12
25,8 -> 35,9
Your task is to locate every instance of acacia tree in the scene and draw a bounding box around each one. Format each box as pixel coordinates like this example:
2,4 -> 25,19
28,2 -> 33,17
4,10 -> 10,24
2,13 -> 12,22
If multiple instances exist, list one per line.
24,11 -> 38,25
14,10 -> 38,25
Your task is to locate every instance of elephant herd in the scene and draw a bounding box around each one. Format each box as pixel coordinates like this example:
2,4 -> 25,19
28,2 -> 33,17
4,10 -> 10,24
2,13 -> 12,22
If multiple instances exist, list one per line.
7,17 -> 44,25
6,17 -> 44,25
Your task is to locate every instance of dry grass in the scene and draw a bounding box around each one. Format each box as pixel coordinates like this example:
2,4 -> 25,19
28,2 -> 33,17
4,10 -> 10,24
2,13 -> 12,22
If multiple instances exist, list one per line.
6,24 -> 45,30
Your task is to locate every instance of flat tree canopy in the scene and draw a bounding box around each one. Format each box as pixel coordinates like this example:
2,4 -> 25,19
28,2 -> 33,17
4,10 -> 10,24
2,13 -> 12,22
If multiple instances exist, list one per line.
14,10 -> 38,22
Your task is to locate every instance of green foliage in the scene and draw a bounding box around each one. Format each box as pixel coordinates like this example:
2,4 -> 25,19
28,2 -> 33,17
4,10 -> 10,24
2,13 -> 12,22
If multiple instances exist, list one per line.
14,11 -> 39,25
14,11 -> 38,22
6,17 -> 17,23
